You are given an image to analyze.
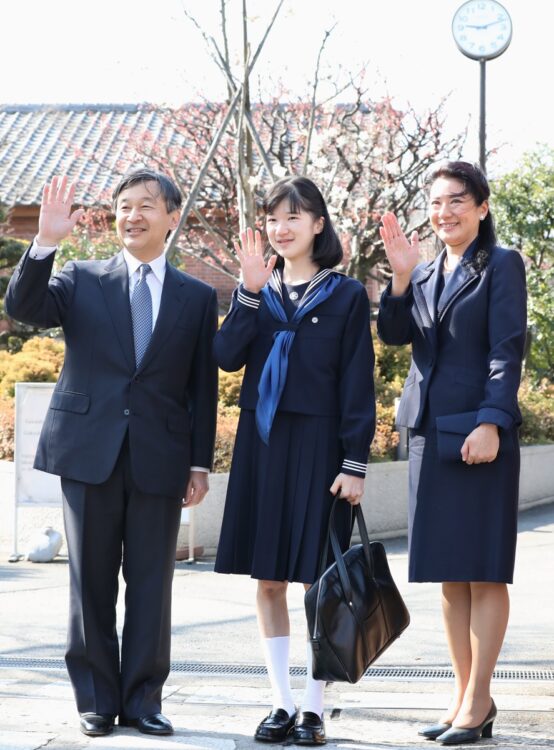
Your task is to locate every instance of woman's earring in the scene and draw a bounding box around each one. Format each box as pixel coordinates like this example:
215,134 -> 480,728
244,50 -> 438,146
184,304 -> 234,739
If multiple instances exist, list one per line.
480,216 -> 485,221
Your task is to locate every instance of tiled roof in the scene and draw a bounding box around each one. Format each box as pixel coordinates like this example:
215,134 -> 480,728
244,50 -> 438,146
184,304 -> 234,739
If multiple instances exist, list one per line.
0,103 -> 191,207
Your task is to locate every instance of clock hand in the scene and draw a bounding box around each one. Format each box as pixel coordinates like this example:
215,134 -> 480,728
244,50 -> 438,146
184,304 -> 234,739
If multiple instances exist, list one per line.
482,19 -> 505,29
464,20 -> 505,30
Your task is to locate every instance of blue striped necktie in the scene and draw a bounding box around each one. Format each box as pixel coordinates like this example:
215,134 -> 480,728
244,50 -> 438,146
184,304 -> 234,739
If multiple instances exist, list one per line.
131,263 -> 153,367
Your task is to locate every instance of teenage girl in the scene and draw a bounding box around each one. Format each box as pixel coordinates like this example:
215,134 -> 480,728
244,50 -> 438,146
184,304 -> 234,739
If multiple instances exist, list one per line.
214,176 -> 375,745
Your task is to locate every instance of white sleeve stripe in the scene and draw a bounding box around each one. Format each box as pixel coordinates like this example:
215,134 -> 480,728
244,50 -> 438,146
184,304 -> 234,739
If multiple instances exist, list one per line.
343,459 -> 366,468
237,290 -> 260,309
342,460 -> 367,475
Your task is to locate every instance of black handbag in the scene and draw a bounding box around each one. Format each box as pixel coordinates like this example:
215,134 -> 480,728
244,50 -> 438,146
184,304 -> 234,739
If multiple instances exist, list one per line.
304,498 -> 410,683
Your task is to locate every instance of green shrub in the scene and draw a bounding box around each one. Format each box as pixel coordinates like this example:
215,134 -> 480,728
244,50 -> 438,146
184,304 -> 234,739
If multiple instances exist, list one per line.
0,335 -> 550,472
213,404 -> 240,473
519,378 -> 554,444
371,402 -> 399,461
20,336 -> 65,368
0,397 -> 14,460
1,237 -> 44,351
218,369 -> 243,408
0,337 -> 64,398
374,337 -> 411,386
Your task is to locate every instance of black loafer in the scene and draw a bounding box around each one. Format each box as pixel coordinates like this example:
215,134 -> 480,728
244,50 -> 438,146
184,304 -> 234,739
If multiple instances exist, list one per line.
119,712 -> 174,735
255,708 -> 297,742
418,722 -> 452,740
293,711 -> 326,745
79,713 -> 115,737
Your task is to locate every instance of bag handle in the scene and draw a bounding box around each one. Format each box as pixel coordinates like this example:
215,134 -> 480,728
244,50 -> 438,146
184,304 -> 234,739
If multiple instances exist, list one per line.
310,497 -> 375,657
317,498 -> 375,591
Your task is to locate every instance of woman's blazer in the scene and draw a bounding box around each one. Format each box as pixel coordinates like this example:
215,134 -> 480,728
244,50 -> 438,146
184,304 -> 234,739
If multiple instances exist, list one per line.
214,275 -> 376,475
377,242 -> 527,431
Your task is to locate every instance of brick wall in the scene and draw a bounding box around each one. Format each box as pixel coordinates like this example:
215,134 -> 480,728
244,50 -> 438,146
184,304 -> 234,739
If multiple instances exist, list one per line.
181,255 -> 238,310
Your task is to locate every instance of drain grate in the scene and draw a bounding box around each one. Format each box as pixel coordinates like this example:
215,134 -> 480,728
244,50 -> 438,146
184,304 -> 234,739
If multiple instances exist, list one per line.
0,657 -> 552,682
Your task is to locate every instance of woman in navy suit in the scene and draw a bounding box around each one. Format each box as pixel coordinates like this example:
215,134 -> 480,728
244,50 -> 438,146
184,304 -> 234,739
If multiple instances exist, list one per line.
377,161 -> 526,746
214,176 -> 375,745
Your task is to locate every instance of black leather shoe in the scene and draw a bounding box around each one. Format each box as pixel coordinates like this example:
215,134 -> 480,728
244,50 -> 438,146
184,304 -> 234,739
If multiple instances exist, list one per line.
254,708 -> 297,742
417,722 -> 452,740
293,712 -> 326,745
79,713 -> 115,737
119,712 -> 174,735
436,701 -> 497,745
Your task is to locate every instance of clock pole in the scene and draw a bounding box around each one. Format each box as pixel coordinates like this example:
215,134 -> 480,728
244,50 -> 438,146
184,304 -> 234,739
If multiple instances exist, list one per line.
479,59 -> 486,172
452,0 -> 512,175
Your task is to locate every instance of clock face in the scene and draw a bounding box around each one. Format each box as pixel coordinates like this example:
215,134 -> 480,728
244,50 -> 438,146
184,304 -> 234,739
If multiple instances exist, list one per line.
452,0 -> 512,61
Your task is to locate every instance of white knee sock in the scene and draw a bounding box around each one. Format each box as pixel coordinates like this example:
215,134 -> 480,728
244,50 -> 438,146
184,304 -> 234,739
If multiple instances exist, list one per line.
261,636 -> 296,716
301,641 -> 325,718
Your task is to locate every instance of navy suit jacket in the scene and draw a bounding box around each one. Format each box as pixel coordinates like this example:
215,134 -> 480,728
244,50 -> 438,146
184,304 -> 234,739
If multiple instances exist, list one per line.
214,275 -> 375,475
5,248 -> 218,497
377,243 -> 527,431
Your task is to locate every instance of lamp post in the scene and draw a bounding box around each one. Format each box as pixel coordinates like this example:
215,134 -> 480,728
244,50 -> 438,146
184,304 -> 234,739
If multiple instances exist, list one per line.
452,0 -> 513,173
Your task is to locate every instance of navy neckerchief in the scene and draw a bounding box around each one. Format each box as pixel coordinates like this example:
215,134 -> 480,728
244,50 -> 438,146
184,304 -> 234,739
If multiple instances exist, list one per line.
255,267 -> 343,444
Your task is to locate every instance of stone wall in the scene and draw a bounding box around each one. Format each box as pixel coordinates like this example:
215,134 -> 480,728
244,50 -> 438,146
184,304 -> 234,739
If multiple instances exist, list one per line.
1,445 -> 553,560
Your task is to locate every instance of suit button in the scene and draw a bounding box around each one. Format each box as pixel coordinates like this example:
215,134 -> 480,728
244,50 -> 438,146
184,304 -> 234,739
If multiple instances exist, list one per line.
124,409 -> 130,416
311,316 -> 319,324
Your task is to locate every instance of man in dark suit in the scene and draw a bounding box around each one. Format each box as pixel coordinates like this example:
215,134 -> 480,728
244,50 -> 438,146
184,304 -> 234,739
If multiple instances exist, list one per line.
5,170 -> 218,737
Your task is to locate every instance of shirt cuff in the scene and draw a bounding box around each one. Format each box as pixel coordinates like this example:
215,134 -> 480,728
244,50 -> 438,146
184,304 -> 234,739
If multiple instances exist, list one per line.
30,238 -> 57,260
190,466 -> 209,473
341,459 -> 367,478
237,285 -> 261,310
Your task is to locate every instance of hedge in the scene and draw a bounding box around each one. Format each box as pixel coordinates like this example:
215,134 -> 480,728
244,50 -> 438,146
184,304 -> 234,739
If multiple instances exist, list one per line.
0,336 -> 552,466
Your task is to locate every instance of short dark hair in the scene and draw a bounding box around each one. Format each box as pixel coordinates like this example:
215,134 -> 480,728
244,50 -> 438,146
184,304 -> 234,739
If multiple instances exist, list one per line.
425,160 -> 496,251
112,168 -> 182,214
262,176 -> 343,269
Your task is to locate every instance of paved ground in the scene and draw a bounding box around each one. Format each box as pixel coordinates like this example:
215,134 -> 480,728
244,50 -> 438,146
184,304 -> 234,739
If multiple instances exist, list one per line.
0,503 -> 553,750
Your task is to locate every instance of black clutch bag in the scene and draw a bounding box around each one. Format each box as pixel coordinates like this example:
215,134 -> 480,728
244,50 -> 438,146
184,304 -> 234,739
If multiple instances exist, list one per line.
304,498 -> 410,684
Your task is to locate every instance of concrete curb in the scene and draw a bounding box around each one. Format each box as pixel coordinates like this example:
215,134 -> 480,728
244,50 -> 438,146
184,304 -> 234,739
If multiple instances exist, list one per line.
2,444 -> 553,558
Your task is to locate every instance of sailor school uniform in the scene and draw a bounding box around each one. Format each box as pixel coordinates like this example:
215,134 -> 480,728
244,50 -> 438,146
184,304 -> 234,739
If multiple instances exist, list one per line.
214,268 -> 376,584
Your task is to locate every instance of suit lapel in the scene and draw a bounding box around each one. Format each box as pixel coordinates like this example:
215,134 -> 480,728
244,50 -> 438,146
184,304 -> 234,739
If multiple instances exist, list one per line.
437,261 -> 479,321
436,240 -> 481,321
99,252 -> 135,371
412,252 -> 443,328
137,262 -> 190,372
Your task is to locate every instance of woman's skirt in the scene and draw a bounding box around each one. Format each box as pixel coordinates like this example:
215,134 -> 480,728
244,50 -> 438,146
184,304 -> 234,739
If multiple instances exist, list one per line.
407,426 -> 520,583
215,409 -> 352,584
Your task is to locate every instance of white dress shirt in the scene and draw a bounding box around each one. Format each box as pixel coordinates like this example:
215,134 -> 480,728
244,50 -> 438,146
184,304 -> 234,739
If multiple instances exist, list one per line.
29,239 -> 208,474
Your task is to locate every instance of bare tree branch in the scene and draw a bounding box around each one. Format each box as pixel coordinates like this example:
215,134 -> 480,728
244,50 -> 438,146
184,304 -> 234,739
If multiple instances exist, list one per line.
219,0 -> 234,101
166,87 -> 243,261
303,23 -> 337,175
192,207 -> 238,265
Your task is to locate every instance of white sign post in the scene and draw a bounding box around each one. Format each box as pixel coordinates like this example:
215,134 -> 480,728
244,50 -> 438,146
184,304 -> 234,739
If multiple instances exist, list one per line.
12,382 -> 61,560
11,382 -> 195,562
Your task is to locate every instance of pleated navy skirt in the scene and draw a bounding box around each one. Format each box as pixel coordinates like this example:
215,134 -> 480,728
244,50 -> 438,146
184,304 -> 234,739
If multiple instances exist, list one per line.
407,426 -> 520,583
215,409 -> 352,584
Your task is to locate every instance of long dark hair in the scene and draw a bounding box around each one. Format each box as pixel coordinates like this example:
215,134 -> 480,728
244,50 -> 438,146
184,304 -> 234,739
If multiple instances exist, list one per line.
262,176 -> 343,269
426,161 -> 496,272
